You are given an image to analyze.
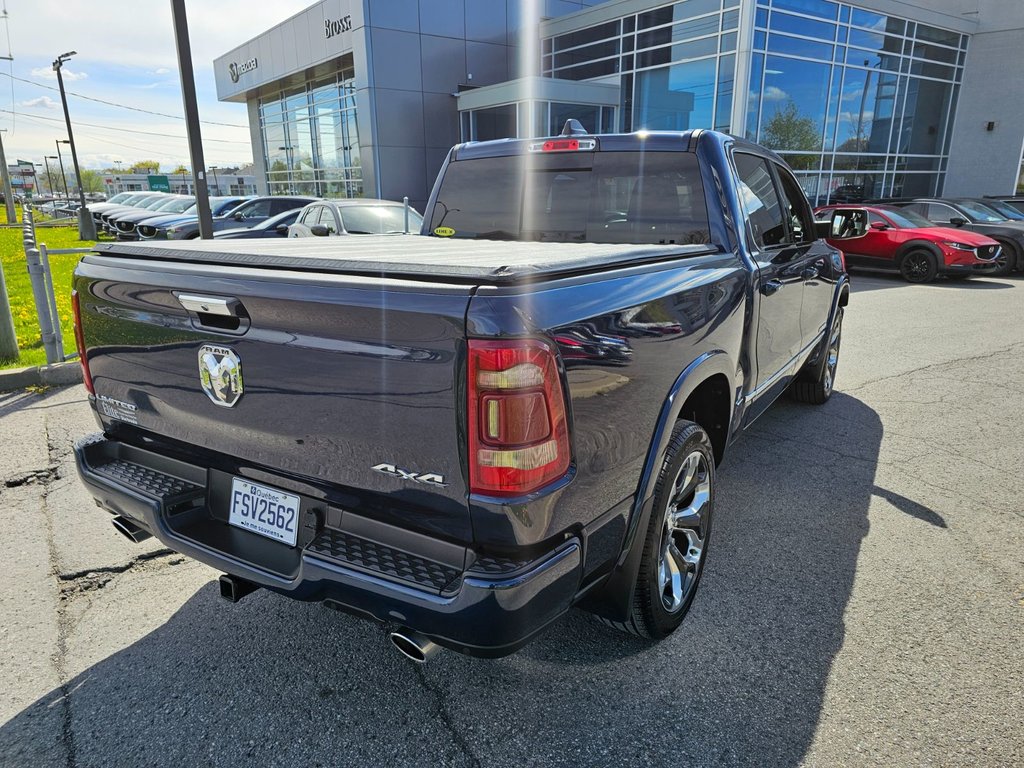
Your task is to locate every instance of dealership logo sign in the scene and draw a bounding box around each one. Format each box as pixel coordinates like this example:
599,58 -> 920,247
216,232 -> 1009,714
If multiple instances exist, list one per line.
325,14 -> 352,39
228,57 -> 258,83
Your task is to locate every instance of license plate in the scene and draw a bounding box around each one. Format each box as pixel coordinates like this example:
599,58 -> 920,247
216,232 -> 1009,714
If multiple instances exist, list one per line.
228,478 -> 300,546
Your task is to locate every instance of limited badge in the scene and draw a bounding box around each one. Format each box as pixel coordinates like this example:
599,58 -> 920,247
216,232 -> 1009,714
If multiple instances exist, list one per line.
198,345 -> 244,407
432,226 -> 455,237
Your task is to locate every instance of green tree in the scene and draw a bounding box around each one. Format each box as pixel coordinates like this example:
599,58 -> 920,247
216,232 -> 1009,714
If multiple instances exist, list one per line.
78,169 -> 105,193
131,159 -> 160,174
759,102 -> 821,170
170,164 -> 189,175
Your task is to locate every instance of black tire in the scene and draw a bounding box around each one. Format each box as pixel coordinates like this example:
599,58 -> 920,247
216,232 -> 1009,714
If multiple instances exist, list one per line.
899,249 -> 938,283
791,307 -> 843,405
610,421 -> 715,639
991,240 -> 1017,276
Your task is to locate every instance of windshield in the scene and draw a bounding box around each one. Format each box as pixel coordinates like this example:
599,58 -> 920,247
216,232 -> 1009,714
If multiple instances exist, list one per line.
340,205 -> 423,234
428,151 -> 711,244
106,193 -> 132,204
211,197 -> 246,216
159,197 -> 196,214
879,207 -> 935,228
140,196 -> 170,209
957,200 -> 1006,223
979,199 -> 1024,220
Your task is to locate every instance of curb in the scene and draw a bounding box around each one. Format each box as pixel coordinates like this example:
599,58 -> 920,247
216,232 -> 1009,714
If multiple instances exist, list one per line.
0,360 -> 83,392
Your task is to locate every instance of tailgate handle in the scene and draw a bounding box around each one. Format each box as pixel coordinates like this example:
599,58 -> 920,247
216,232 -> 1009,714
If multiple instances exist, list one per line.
177,294 -> 239,316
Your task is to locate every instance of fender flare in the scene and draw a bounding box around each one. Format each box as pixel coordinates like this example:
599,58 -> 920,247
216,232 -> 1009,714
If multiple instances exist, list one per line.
581,350 -> 737,621
803,274 -> 850,381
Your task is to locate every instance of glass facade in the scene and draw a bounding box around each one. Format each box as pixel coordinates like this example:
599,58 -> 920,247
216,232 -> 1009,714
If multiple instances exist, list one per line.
539,0 -> 967,204
542,0 -> 741,134
258,56 -> 362,198
461,101 -> 617,142
748,0 -> 966,203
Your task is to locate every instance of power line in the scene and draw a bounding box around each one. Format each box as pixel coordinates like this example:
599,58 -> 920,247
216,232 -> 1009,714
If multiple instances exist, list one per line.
0,107 -> 250,144
0,71 -> 247,128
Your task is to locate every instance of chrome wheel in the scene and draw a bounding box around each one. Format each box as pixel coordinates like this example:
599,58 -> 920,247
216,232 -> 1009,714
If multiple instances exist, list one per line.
823,309 -> 843,395
659,450 -> 711,613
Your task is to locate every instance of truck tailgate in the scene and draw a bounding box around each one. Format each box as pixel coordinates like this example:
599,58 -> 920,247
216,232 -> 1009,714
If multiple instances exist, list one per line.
74,254 -> 473,542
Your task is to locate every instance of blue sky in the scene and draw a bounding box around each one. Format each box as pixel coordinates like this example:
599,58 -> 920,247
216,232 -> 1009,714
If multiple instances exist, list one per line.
2,0 -> 311,171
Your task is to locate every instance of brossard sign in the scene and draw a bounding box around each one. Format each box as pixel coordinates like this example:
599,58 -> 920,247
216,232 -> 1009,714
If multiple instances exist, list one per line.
325,14 -> 352,39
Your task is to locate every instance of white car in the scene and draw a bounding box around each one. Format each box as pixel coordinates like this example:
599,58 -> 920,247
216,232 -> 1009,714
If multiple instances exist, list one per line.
288,198 -> 423,238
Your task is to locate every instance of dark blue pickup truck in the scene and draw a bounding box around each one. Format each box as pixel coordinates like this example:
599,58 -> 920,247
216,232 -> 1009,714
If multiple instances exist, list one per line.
72,126 -> 849,661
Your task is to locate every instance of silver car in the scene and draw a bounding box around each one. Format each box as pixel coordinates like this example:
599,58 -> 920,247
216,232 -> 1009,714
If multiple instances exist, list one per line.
287,199 -> 423,238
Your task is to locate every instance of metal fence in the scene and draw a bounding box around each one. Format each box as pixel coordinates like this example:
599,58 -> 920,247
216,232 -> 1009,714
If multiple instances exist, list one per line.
22,206 -> 91,365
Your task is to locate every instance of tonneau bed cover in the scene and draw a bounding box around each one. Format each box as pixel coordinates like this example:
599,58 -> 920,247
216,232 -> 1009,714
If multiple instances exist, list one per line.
91,236 -> 714,285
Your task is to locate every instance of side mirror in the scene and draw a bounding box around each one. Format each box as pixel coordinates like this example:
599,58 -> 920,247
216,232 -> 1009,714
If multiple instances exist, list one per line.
233,210 -> 245,221
949,216 -> 967,227
814,221 -> 831,239
869,221 -> 888,231
310,224 -> 329,237
275,224 -> 289,235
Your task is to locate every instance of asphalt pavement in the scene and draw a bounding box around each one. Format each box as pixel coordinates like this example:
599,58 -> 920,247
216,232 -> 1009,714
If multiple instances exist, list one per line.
0,272 -> 1021,767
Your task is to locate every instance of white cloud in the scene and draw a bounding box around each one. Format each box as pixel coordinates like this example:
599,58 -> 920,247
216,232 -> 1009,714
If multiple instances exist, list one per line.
154,67 -> 171,75
21,96 -> 60,109
763,85 -> 789,102
30,65 -> 88,81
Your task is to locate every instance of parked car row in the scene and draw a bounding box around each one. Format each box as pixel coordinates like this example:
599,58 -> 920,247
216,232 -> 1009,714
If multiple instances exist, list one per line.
75,191 -> 423,243
814,195 -> 1024,283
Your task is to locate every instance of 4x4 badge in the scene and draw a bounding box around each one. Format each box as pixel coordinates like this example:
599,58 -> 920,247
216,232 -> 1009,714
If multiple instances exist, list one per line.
198,345 -> 244,407
372,463 -> 447,487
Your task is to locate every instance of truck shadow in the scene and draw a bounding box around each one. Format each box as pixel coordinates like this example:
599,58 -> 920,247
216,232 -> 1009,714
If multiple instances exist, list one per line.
0,392 -> 881,767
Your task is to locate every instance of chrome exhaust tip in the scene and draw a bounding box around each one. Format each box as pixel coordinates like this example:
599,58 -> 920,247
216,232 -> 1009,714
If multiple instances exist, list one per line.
389,629 -> 441,663
111,516 -> 152,544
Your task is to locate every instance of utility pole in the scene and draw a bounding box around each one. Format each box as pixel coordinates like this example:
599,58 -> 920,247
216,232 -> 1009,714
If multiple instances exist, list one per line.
0,53 -> 13,225
0,129 -> 14,224
170,0 -> 212,239
209,166 -> 219,195
55,140 -> 70,199
53,51 -> 97,240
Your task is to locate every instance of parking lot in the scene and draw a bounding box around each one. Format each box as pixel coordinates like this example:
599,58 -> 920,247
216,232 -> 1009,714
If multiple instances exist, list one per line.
1,272 -> 1022,767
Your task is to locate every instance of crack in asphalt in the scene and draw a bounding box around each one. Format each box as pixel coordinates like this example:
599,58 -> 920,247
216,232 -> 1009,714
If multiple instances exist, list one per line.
412,662 -> 483,767
39,412 -> 77,768
57,549 -> 179,584
844,341 -> 1024,394
3,466 -> 60,488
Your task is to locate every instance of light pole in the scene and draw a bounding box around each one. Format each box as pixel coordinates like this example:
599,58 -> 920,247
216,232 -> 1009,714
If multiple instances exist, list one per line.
209,166 -> 220,195
44,156 -> 59,196
54,140 -> 70,199
279,146 -> 294,193
113,160 -> 122,194
52,50 -> 96,239
169,0 -> 213,238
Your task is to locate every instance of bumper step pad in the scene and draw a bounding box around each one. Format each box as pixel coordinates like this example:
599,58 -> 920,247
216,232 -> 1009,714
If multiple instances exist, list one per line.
93,459 -> 202,506
306,528 -> 460,594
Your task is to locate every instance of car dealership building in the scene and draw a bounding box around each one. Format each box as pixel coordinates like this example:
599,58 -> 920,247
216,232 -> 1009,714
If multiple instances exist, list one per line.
215,0 -> 1024,208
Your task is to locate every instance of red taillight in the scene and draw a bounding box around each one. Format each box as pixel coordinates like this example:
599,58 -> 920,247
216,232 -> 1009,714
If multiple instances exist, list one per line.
542,139 -> 579,152
71,290 -> 95,395
468,339 -> 571,497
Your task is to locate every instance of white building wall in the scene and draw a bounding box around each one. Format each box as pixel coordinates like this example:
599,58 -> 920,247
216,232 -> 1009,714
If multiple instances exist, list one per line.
944,26 -> 1024,196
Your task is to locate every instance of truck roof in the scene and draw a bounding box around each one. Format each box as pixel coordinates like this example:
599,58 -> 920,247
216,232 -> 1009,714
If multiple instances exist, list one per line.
91,236 -> 714,285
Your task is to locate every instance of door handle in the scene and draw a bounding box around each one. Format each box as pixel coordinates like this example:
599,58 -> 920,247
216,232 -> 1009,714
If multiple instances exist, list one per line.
761,279 -> 784,296
177,294 -> 240,316
801,266 -> 819,281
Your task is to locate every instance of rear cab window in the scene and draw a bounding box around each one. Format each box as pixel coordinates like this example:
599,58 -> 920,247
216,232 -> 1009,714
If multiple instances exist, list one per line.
427,150 -> 711,246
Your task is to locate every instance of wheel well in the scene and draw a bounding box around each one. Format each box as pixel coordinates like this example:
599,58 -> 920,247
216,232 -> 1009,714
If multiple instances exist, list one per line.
678,374 -> 731,465
993,237 -> 1021,268
896,240 -> 940,265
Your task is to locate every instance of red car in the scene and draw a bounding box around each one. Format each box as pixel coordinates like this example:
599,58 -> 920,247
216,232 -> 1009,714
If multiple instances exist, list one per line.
814,204 -> 1002,283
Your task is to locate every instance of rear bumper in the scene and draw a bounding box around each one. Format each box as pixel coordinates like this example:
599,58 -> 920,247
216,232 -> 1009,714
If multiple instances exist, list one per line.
74,434 -> 582,657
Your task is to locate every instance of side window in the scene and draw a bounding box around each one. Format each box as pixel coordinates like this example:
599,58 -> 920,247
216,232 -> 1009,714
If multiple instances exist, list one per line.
904,203 -> 928,217
734,153 -> 786,248
925,203 -> 955,223
299,206 -> 320,225
271,199 -> 300,216
241,200 -> 272,219
774,165 -> 815,244
322,206 -> 340,234
868,212 -> 887,227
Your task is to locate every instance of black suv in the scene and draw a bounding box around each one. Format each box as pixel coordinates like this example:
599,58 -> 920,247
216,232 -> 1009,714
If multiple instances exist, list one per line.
875,197 -> 1024,275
